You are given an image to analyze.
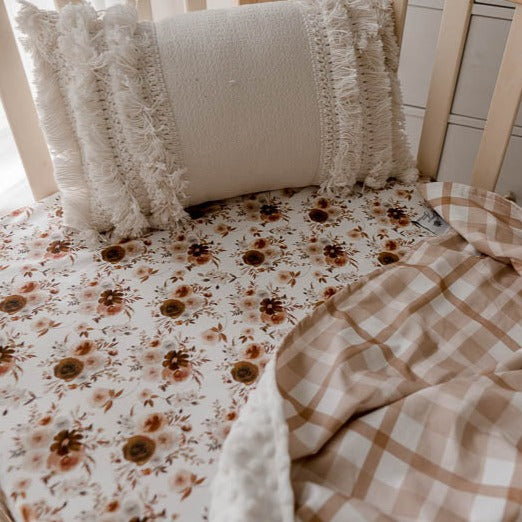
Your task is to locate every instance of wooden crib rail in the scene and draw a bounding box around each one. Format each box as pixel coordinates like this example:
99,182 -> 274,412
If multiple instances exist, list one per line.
416,0 -> 473,180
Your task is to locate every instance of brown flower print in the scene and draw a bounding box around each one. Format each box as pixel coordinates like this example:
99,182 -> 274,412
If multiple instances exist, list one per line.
309,208 -> 329,223
98,290 -> 123,307
101,245 -> 126,263
53,357 -> 84,381
231,361 -> 259,385
187,243 -> 211,265
97,289 -> 124,316
0,345 -> 15,376
160,299 -> 185,319
323,244 -> 348,267
122,435 -> 156,466
387,207 -> 410,226
259,298 -> 283,315
259,204 -> 281,222
186,204 -> 209,220
0,345 -> 14,363
242,250 -> 265,267
50,429 -> 83,456
162,350 -> 190,371
46,240 -> 70,258
259,297 -> 286,325
378,252 -> 400,265
0,295 -> 27,315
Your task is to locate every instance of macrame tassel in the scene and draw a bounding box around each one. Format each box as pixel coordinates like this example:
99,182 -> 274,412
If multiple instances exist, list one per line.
16,1 -> 95,232
103,5 -> 189,231
57,3 -> 150,238
314,0 -> 363,195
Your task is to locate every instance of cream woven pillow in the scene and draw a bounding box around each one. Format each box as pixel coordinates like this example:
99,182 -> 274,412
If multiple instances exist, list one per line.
18,0 -> 417,238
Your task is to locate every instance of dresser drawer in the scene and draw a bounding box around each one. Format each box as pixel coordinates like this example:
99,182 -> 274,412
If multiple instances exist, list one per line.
452,9 -> 522,127
438,124 -> 522,200
399,3 -> 441,109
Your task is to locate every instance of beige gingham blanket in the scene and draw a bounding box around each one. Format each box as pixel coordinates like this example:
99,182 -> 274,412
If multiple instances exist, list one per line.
210,182 -> 522,522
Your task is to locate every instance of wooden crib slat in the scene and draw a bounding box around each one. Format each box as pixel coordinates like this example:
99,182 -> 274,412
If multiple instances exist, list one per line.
0,0 -> 56,201
137,0 -> 153,20
184,0 -> 207,12
471,3 -> 522,192
416,0 -> 473,180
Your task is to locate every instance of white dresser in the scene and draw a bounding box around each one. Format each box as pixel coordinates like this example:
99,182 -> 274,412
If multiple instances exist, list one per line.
399,0 -> 522,199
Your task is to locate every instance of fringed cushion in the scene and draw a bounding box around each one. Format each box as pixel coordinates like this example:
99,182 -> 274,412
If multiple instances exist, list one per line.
17,0 -> 417,238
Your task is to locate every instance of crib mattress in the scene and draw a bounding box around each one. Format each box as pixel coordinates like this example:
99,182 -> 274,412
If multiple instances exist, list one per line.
0,183 -> 434,521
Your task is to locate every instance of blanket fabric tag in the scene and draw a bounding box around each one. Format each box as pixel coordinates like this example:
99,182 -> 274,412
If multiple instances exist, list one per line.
414,209 -> 450,235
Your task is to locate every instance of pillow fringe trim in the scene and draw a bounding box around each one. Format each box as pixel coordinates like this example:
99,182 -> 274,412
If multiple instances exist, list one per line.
313,0 -> 363,195
57,4 -> 150,239
104,5 -> 189,230
16,1 -> 96,232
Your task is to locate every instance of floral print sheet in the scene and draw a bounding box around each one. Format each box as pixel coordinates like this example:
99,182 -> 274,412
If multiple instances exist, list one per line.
0,183 -> 435,522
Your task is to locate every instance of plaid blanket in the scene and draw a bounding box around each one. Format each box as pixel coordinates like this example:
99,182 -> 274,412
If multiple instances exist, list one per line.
210,182 -> 522,522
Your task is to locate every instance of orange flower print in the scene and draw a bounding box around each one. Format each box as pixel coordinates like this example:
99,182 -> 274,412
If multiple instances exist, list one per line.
73,341 -> 94,356
322,286 -> 338,300
140,413 -> 165,433
384,239 -> 399,251
173,285 -> 192,298
89,388 -> 110,407
242,343 -> 262,359
26,429 -> 51,449
17,281 -> 39,293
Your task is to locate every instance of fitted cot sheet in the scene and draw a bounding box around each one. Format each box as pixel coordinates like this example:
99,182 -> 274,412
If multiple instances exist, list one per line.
0,182 -> 434,521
